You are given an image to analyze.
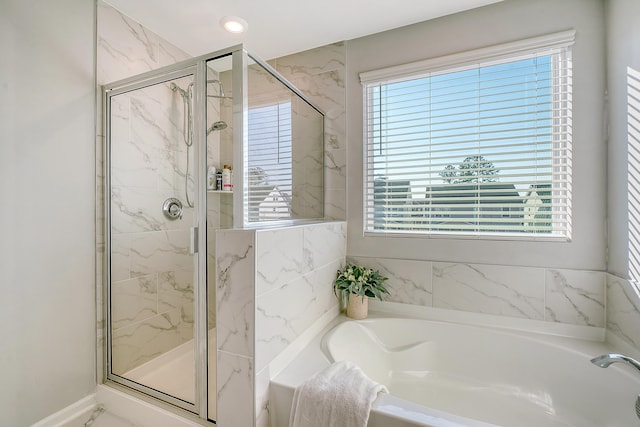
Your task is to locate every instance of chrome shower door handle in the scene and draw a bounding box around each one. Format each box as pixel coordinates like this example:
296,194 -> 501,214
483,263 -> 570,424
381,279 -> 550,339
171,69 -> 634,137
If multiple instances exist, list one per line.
190,226 -> 198,254
163,198 -> 183,220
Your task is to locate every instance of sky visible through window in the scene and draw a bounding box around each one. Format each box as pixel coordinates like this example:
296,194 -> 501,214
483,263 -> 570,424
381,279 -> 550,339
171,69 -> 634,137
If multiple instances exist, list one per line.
370,55 -> 554,199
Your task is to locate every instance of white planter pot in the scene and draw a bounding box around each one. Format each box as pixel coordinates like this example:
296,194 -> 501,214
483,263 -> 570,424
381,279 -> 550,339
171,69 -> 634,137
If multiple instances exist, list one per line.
346,295 -> 368,319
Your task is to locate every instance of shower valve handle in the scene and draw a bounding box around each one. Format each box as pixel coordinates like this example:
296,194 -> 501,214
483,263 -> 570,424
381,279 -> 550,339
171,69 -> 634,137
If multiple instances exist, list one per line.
163,198 -> 183,220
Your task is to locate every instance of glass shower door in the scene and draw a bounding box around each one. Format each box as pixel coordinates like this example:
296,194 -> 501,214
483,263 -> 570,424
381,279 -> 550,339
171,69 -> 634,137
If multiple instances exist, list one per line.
106,70 -> 199,410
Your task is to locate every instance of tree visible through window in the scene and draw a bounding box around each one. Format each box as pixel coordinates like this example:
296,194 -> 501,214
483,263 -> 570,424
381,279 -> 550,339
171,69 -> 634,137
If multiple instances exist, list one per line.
362,33 -> 573,239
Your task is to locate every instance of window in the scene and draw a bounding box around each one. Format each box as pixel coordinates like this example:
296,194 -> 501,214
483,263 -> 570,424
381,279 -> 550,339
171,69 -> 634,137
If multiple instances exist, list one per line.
247,101 -> 293,222
361,31 -> 574,240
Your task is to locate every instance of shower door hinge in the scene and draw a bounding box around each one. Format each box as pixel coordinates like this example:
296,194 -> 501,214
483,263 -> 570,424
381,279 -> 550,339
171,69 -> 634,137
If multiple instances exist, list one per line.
190,226 -> 198,254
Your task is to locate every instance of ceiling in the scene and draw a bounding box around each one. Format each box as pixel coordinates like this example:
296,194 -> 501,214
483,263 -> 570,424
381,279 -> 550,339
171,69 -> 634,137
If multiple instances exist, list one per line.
103,0 -> 503,60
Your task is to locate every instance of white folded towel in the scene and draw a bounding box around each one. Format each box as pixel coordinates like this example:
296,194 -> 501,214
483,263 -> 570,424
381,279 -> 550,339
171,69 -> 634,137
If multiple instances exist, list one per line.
289,360 -> 388,427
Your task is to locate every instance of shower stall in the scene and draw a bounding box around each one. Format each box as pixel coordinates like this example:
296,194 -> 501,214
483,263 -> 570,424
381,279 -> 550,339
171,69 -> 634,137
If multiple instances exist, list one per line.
103,45 -> 324,422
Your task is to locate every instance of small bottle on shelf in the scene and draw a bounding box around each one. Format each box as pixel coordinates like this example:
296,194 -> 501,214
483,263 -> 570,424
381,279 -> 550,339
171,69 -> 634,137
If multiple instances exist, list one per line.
215,169 -> 223,191
222,165 -> 233,191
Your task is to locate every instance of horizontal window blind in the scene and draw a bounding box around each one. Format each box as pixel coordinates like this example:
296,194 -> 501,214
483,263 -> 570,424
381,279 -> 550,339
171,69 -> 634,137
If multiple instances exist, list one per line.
247,102 -> 293,222
363,37 -> 572,239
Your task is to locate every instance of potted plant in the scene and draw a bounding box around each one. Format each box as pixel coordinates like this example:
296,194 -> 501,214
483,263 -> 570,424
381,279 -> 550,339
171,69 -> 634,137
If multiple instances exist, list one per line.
333,263 -> 390,319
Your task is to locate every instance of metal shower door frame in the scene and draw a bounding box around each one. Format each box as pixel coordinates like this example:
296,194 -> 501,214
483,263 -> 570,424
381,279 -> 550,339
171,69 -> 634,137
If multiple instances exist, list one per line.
103,62 -> 209,418
102,43 -> 325,422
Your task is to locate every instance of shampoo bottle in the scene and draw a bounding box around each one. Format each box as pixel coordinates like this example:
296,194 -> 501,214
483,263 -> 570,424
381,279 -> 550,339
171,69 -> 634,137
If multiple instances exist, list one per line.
222,165 -> 233,191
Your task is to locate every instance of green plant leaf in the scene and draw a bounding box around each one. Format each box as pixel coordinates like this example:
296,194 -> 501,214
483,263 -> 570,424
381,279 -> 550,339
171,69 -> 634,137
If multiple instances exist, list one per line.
333,263 -> 390,302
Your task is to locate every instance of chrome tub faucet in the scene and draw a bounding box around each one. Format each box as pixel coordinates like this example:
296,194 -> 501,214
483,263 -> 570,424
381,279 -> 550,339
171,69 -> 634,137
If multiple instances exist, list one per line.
591,353 -> 640,420
591,353 -> 640,373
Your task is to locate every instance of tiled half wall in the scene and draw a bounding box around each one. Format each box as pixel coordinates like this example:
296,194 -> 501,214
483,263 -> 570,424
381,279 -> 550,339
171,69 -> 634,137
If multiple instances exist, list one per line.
215,221 -> 346,427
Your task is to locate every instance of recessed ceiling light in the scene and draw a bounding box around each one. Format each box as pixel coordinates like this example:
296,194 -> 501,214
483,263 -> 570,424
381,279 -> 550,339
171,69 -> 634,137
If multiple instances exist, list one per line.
221,16 -> 248,34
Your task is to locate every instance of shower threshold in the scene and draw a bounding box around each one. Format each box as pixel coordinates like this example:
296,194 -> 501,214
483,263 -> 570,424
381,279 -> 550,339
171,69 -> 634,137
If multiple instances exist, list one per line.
124,328 -> 217,420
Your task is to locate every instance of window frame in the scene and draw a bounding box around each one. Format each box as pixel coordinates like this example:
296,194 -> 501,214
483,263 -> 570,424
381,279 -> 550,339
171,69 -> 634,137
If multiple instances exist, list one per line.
360,30 -> 575,241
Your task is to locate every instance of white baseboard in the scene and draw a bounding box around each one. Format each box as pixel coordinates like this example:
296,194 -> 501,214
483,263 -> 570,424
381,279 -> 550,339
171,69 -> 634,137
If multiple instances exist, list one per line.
30,394 -> 97,427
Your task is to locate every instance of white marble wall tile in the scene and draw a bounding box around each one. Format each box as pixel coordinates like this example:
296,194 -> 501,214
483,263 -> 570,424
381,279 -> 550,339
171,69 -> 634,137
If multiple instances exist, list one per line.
255,366 -> 270,427
433,263 -> 545,320
97,1 -> 191,84
207,193 -> 222,229
109,91 -> 157,191
306,260 -> 342,322
207,227 -> 218,329
110,144 -> 158,191
607,274 -> 640,350
302,222 -> 347,271
272,42 -> 346,77
217,230 -> 255,357
217,351 -> 254,427
97,2 -> 160,84
291,146 -> 324,220
348,256 -> 432,306
111,274 -> 157,329
273,56 -> 345,124
129,86 -> 191,193
283,71 -> 345,139
325,189 -> 346,221
159,39 -> 191,67
255,228 -> 304,296
111,309 -> 192,374
220,195 -> 234,229
110,233 -> 131,282
158,269 -> 194,322
255,261 -> 339,371
272,43 -> 347,220
325,147 -> 346,185
255,284 -> 305,371
111,187 -> 163,233
130,230 -> 192,278
545,269 -> 605,327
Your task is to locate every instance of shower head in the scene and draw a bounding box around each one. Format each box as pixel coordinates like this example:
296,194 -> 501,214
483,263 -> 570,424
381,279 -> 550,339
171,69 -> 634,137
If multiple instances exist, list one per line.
207,79 -> 224,96
207,79 -> 231,99
207,120 -> 228,134
170,82 -> 192,99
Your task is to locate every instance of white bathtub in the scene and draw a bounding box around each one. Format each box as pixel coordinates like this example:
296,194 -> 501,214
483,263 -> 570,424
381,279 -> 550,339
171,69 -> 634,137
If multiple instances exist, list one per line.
270,315 -> 640,427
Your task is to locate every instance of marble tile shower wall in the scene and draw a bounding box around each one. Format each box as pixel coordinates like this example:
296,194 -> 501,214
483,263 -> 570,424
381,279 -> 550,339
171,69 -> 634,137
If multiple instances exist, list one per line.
349,256 -> 607,328
245,64 -> 324,219
109,78 -> 196,374
96,1 -> 193,376
270,43 -> 347,221
216,222 -> 346,427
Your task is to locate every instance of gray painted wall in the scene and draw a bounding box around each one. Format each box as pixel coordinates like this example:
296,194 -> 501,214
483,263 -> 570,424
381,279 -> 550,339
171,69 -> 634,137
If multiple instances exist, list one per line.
606,0 -> 640,280
346,0 -> 607,271
0,0 -> 97,425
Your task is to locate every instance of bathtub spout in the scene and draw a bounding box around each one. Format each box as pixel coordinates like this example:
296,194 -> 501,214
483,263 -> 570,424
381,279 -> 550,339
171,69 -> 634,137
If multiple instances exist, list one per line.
592,354 -> 640,421
591,353 -> 640,374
